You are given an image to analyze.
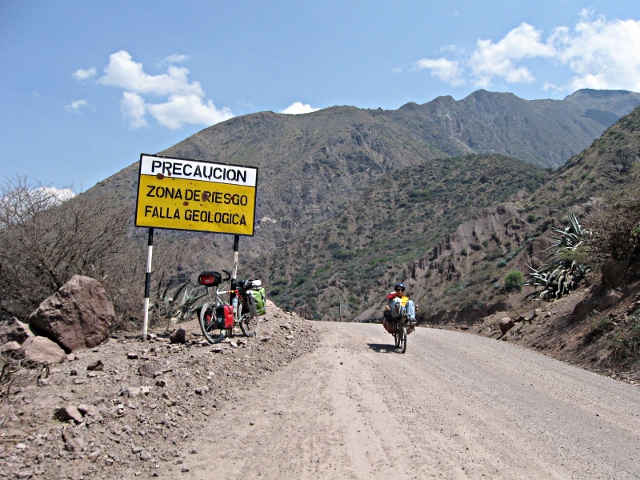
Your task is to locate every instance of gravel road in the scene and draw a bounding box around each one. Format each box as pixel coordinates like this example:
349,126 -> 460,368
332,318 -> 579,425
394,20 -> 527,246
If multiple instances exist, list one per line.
163,322 -> 640,479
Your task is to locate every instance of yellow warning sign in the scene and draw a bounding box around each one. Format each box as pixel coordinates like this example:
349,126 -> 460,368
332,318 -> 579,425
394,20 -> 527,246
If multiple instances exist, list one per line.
135,154 -> 258,236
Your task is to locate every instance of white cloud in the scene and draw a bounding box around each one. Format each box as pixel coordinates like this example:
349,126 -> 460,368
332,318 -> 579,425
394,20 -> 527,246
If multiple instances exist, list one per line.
147,95 -> 233,129
551,14 -> 640,91
165,54 -> 189,64
86,50 -> 234,129
280,102 -> 319,115
97,50 -> 204,97
73,67 -> 96,81
415,12 -> 640,94
121,92 -> 147,128
469,22 -> 555,87
415,58 -> 464,86
65,99 -> 90,114
37,187 -> 75,204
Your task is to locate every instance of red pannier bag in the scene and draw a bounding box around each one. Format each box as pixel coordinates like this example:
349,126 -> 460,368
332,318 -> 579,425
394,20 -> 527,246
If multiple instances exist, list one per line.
216,305 -> 234,329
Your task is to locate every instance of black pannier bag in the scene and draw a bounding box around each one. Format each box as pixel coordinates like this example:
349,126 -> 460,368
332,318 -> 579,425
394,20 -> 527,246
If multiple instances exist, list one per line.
198,271 -> 222,287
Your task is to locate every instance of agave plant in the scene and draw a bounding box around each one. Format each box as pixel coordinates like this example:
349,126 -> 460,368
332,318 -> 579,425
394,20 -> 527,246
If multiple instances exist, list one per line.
544,212 -> 589,259
525,213 -> 591,300
151,276 -> 207,328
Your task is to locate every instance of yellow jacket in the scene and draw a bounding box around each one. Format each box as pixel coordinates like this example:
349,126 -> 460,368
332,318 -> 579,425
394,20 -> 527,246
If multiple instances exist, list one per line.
388,292 -> 409,307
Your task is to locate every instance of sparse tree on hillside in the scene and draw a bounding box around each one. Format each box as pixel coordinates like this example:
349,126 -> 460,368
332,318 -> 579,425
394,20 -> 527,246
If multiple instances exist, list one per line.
0,176 -> 131,319
586,188 -> 640,269
0,176 -> 199,327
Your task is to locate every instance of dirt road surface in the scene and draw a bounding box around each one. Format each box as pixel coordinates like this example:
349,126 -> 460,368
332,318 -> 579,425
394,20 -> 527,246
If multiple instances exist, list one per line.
161,322 -> 640,479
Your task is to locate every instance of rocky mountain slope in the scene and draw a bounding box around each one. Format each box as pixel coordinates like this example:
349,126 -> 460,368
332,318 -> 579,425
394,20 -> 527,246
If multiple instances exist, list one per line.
245,104 -> 640,326
161,88 -> 640,254
386,89 -> 637,168
253,154 -> 547,320
94,88 -> 640,258
82,89 -> 640,326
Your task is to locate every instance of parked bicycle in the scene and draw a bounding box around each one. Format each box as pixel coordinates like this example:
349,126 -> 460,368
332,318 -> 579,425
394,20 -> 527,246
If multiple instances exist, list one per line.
197,269 -> 263,344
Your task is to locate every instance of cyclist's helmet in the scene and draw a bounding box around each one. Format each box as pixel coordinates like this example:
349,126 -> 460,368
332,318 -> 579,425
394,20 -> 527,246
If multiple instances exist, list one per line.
394,283 -> 405,291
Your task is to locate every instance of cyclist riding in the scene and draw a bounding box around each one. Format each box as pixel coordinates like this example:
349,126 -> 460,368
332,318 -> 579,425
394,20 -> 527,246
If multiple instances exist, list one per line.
383,283 -> 416,324
382,283 -> 416,353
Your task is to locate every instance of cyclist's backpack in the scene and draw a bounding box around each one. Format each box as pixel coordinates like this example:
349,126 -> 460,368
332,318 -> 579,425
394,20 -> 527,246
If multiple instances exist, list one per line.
246,287 -> 266,316
215,305 -> 234,329
382,317 -> 397,334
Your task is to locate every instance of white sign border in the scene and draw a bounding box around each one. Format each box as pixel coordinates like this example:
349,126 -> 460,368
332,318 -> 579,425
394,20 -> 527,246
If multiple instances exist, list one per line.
140,154 -> 257,187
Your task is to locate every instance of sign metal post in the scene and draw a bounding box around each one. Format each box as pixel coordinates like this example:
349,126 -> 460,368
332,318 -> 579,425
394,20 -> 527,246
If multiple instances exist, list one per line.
141,228 -> 154,340
134,154 -> 258,340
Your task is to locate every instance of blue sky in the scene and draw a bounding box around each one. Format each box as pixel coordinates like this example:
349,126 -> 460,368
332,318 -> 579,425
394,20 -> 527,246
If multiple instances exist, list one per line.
2,1 -> 640,194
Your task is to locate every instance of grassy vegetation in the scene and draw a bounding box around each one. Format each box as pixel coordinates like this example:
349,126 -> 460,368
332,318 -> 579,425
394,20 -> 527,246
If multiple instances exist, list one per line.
245,153 -> 547,319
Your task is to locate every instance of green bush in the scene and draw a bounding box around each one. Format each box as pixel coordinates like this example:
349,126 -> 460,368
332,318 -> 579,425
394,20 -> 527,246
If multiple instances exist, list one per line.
504,270 -> 523,292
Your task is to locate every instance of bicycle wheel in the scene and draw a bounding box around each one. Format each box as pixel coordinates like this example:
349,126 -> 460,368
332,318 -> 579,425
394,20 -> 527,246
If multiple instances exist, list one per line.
199,302 -> 225,344
239,301 -> 259,337
398,325 -> 407,354
394,328 -> 400,347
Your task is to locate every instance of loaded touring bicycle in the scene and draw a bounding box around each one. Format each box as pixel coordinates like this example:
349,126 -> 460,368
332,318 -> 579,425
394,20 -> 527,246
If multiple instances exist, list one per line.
197,269 -> 266,344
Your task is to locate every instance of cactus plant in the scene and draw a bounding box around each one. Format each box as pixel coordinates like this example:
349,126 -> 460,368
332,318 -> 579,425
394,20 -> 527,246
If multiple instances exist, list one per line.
525,213 -> 591,300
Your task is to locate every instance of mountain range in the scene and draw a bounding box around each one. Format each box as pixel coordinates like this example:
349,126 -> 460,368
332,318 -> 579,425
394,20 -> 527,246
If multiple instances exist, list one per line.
91,88 -> 640,322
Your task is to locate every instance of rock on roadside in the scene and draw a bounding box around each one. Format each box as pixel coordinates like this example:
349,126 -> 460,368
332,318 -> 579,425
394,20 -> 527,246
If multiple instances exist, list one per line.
28,275 -> 114,352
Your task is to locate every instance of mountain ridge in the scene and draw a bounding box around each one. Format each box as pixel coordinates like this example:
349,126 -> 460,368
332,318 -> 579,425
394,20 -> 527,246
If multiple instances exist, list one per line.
153,88 -> 640,255
83,88 -> 640,323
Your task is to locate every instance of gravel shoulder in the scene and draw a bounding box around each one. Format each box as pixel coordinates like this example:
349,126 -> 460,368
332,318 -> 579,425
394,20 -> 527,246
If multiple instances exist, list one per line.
0,301 -> 319,479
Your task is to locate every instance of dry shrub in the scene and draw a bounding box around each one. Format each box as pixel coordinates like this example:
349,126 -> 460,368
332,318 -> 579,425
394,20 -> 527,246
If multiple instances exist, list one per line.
0,176 -> 129,318
586,191 -> 640,266
0,176 -> 189,329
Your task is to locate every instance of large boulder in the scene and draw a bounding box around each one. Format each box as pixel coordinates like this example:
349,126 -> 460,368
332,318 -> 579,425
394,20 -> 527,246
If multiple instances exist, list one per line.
29,275 -> 114,353
0,317 -> 34,344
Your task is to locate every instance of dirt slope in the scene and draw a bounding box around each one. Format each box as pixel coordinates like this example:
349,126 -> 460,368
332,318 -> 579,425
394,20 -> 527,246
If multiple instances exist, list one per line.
0,301 -> 319,479
468,276 -> 640,385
